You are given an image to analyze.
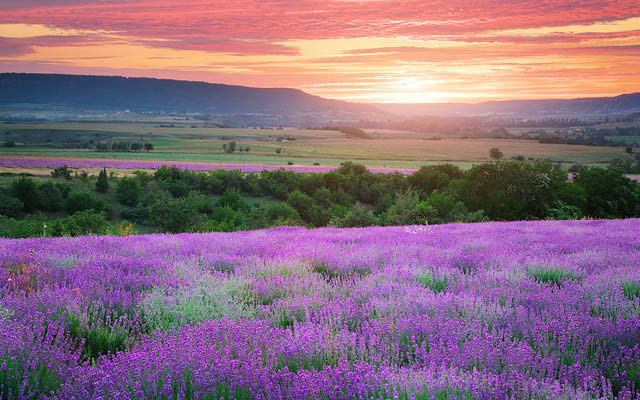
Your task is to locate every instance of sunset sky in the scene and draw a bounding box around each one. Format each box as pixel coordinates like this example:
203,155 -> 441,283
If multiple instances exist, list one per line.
1,0 -> 639,103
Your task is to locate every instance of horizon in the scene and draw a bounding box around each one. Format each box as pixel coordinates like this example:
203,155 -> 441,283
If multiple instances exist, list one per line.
2,71 -> 639,106
1,1 -> 639,103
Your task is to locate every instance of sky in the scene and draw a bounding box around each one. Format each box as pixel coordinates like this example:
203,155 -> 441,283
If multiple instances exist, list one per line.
1,0 -> 639,103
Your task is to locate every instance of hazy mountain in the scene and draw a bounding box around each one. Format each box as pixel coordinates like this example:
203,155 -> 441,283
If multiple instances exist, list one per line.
0,73 -> 377,116
375,93 -> 640,119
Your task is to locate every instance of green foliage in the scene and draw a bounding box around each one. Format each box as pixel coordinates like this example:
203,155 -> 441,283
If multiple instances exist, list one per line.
51,165 -> 71,179
0,355 -> 63,400
408,165 -> 457,196
132,170 -> 153,186
149,196 -> 201,233
117,176 -> 141,206
610,158 -> 639,174
64,304 -> 130,360
0,216 -> 45,238
65,190 -> 109,215
218,188 -> 249,211
528,266 -> 578,287
287,190 -> 330,226
383,189 -> 424,226
622,280 -> 640,300
417,272 -> 448,293
0,192 -> 23,217
574,166 -> 640,218
140,274 -> 253,332
10,177 -> 39,213
95,168 -> 109,193
0,210 -> 108,238
38,182 -> 64,211
463,160 -> 567,220
198,206 -> 246,232
489,147 -> 503,160
49,210 -> 109,237
331,203 -> 378,227
222,141 -> 237,153
547,201 -> 583,220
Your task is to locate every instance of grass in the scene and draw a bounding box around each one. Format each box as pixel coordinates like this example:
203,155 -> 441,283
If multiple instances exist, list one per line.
1,121 -> 631,169
605,136 -> 640,144
528,266 -> 579,287
0,356 -> 63,400
622,280 -> 640,300
417,272 -> 448,293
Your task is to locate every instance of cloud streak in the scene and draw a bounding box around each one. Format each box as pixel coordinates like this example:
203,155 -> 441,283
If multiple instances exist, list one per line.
0,0 -> 639,102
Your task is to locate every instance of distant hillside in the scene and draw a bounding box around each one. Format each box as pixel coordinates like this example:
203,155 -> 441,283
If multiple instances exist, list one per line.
376,92 -> 640,118
0,73 -> 376,115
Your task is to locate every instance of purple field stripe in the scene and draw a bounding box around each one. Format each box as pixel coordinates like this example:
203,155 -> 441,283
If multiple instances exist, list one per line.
0,157 -> 416,174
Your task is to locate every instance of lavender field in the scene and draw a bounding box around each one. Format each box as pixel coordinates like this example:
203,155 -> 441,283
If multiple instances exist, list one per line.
0,157 -> 415,175
2,219 -> 640,399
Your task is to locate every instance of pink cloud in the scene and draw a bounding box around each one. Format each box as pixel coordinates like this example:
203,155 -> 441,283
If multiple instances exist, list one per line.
1,1 -> 639,42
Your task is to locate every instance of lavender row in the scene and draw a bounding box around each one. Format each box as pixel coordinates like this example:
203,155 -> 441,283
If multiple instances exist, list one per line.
1,220 -> 640,399
0,157 -> 415,175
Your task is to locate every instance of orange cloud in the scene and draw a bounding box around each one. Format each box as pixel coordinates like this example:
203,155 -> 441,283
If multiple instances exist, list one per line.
0,1 -> 639,102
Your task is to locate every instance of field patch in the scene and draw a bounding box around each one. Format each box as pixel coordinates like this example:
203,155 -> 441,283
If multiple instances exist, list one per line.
1,220 -> 640,398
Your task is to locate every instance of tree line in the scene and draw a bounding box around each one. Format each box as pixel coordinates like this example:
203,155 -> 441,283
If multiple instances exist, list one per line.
1,160 -> 639,238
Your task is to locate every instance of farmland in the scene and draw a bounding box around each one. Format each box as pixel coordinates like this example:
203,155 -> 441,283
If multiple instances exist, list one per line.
1,219 -> 640,399
0,121 -> 633,170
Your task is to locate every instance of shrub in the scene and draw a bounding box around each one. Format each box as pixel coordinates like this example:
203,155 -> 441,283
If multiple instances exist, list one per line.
51,165 -> 72,179
38,182 -> 64,211
287,190 -> 329,226
574,166 -> 640,218
116,177 -> 141,206
0,216 -> 45,238
408,166 -> 456,196
3,140 -> 15,147
149,197 -> 201,233
65,191 -> 109,215
489,147 -> 503,160
49,210 -> 109,237
10,177 -> 40,212
331,203 -> 377,228
0,193 -> 23,217
218,188 -> 249,211
262,202 -> 301,223
383,189 -> 423,226
95,168 -> 109,193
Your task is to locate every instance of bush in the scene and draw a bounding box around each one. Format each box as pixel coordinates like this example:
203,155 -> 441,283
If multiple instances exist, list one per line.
149,197 -> 201,233
331,203 -> 377,228
49,210 -> 109,237
38,182 -> 64,211
66,191 -> 109,215
116,177 -> 141,206
96,168 -> 109,193
218,189 -> 249,211
3,140 -> 15,147
185,191 -> 215,214
0,193 -> 23,217
489,147 -> 503,160
408,166 -> 451,196
383,189 -> 425,226
0,215 -> 44,238
11,177 -> 40,212
51,165 -> 72,179
574,166 -> 640,218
